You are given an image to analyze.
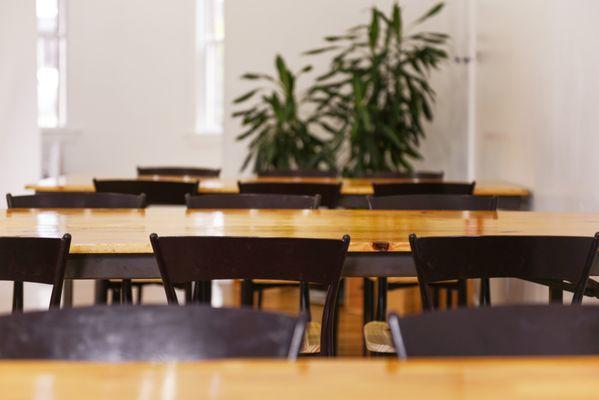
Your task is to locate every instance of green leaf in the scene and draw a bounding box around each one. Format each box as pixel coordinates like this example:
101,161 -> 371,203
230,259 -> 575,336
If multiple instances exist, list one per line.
303,46 -> 339,55
233,89 -> 260,104
368,8 -> 380,50
415,2 -> 445,24
241,73 -> 273,81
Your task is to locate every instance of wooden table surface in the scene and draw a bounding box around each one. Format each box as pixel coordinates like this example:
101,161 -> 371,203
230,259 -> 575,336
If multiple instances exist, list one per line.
1,357 -> 598,399
1,208 -> 598,254
25,176 -> 531,197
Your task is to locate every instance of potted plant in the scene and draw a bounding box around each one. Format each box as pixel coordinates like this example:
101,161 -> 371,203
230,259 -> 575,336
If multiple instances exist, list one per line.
305,2 -> 449,176
233,55 -> 336,174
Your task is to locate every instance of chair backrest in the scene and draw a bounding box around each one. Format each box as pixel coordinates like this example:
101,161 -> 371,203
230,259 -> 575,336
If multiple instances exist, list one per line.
258,169 -> 338,178
6,193 -> 146,209
238,182 -> 342,208
389,305 -> 599,358
410,233 -> 599,309
150,234 -> 350,356
0,235 -> 71,313
137,166 -> 221,177
185,193 -> 320,209
372,182 -> 475,196
367,195 -> 497,211
0,305 -> 305,361
93,179 -> 198,205
362,171 -> 444,180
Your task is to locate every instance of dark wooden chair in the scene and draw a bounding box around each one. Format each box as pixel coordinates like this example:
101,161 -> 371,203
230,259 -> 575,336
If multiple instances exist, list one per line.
0,305 -> 305,360
367,194 -> 497,211
150,234 -> 350,356
0,235 -> 71,313
364,233 -> 599,354
258,169 -> 338,178
388,305 -> 599,358
363,196 -> 498,354
362,171 -> 444,180
137,166 -> 221,177
186,193 -> 321,311
185,193 -> 320,210
7,191 -> 151,305
93,179 -> 198,205
238,182 -> 342,209
372,182 -> 475,197
6,193 -> 146,209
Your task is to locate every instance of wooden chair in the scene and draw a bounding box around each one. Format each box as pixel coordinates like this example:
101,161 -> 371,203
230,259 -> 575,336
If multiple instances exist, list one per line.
150,234 -> 350,356
0,305 -> 305,361
137,166 -> 221,177
388,305 -> 599,358
0,235 -> 71,313
372,182 -> 475,197
6,193 -> 146,209
7,191 -> 149,305
239,182 -> 342,209
93,179 -> 198,205
186,193 -> 321,313
364,233 -> 599,354
364,195 -> 499,331
362,171 -> 444,180
258,169 -> 338,178
185,193 -> 320,210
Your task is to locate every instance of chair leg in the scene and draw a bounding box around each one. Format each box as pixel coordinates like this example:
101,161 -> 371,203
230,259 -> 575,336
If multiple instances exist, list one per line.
549,287 -> 563,304
376,278 -> 388,321
457,279 -> 468,306
184,282 -> 193,304
363,278 -> 374,325
433,286 -> 440,309
136,285 -> 143,304
12,281 -> 23,313
241,279 -> 254,307
111,286 -> 121,305
446,288 -> 453,308
257,288 -> 264,309
121,279 -> 133,304
62,280 -> 74,308
480,278 -> 491,306
94,280 -> 108,305
299,282 -> 312,321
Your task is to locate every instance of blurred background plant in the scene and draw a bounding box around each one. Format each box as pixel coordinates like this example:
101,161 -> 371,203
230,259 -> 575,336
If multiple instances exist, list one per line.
233,55 -> 336,174
305,2 -> 449,176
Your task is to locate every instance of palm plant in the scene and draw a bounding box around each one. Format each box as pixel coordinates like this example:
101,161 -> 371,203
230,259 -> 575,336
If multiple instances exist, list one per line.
306,2 -> 449,176
233,55 -> 336,174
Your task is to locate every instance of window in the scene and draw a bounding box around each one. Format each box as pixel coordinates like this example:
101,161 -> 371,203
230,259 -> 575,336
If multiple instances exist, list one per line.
196,0 -> 224,134
36,0 -> 67,128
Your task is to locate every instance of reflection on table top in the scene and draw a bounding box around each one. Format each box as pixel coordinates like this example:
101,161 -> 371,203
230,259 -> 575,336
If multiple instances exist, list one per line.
0,357 -> 598,399
1,208 -> 597,254
25,176 -> 531,197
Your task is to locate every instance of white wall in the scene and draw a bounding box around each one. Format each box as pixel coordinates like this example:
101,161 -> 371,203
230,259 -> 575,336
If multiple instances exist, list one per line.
0,0 -> 39,205
61,0 -> 221,176
476,0 -> 599,212
224,0 -> 470,178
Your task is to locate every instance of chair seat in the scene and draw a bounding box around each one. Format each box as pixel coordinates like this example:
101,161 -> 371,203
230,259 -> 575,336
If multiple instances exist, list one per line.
300,321 -> 321,354
364,321 -> 395,354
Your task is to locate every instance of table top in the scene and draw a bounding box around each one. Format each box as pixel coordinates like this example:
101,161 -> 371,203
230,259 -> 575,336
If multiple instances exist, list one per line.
1,208 -> 598,254
25,176 -> 531,197
1,357 -> 598,399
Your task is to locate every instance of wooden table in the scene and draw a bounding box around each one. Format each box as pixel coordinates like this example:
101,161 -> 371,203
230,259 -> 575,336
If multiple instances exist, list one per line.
25,176 -> 532,209
1,357 -> 598,399
1,208 -> 598,279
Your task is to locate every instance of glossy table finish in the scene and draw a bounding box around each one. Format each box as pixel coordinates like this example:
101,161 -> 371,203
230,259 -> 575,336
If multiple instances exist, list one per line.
26,175 -> 531,197
1,357 -> 598,399
1,208 -> 599,279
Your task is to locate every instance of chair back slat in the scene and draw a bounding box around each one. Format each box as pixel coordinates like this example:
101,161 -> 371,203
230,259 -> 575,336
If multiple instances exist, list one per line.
186,193 -> 320,209
238,182 -> 342,208
368,194 -> 497,211
373,182 -> 475,196
94,179 -> 197,205
258,169 -> 337,178
389,305 -> 599,358
0,305 -> 304,361
137,166 -> 220,177
363,171 -> 444,180
7,193 -> 146,209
